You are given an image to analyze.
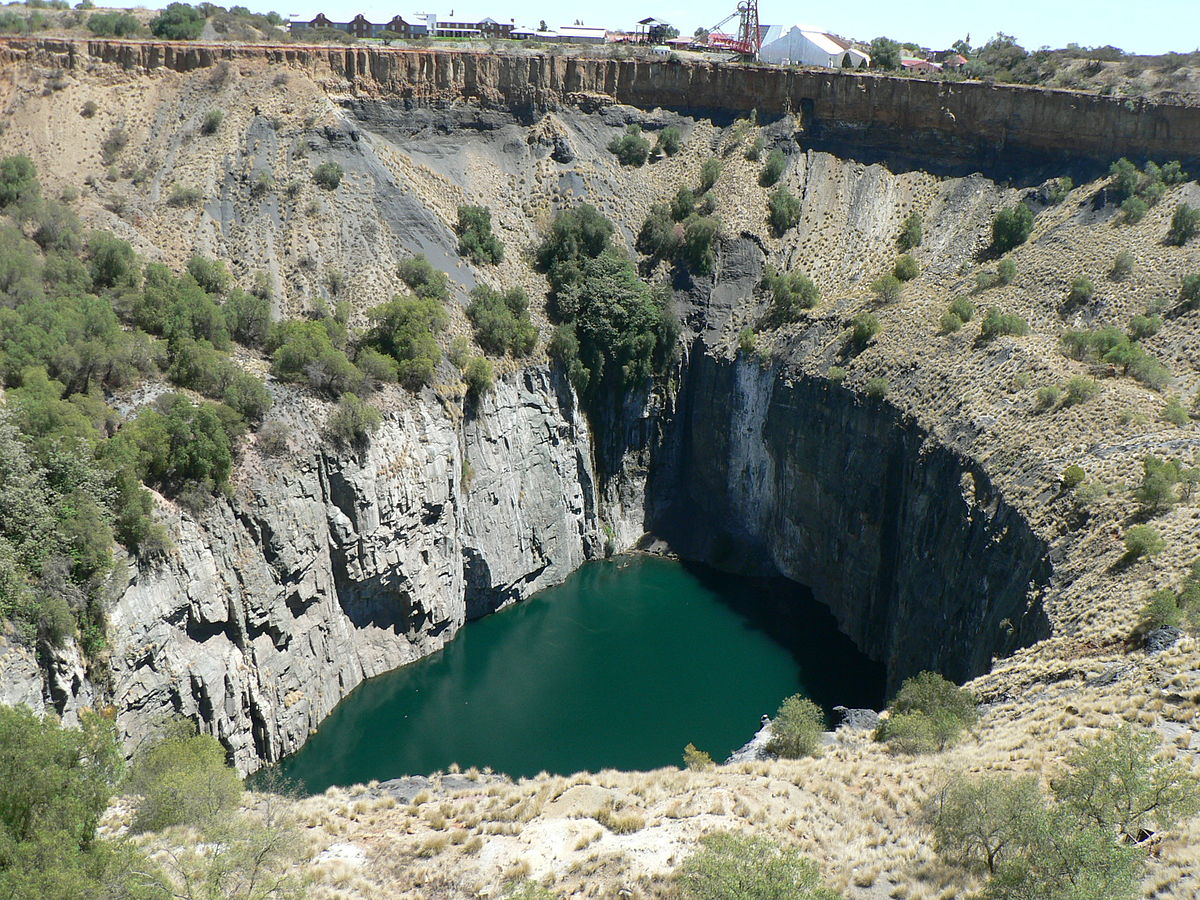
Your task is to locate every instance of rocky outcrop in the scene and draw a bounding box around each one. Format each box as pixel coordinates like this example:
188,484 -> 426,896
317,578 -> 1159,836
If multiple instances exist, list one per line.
102,367 -> 601,772
2,38 -> 1198,173
651,351 -> 1051,695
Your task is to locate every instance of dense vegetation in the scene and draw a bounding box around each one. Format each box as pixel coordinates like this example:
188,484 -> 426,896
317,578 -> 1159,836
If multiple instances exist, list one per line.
540,205 -> 676,411
456,205 -> 504,265
0,706 -> 304,898
877,671 -> 978,753
929,725 -> 1198,899
677,832 -> 842,900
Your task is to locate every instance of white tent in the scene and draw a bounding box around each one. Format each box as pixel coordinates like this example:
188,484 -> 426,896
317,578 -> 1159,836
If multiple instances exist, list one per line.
759,25 -> 869,68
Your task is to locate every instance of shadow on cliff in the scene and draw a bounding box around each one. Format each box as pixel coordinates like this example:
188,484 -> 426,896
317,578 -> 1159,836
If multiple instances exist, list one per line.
680,561 -> 887,713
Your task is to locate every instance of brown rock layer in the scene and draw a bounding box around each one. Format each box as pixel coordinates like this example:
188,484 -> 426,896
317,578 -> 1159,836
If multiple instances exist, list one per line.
2,38 -> 1198,171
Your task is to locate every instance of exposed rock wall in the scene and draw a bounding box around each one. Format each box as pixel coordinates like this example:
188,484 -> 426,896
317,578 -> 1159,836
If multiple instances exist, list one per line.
650,351 -> 1052,695
104,367 -> 602,772
2,38 -> 1198,172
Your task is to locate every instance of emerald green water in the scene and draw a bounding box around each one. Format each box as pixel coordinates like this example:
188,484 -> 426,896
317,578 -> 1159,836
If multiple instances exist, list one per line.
275,556 -> 884,792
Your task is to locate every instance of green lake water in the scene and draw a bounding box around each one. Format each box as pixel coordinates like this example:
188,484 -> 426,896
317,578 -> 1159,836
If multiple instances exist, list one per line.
275,556 -> 884,792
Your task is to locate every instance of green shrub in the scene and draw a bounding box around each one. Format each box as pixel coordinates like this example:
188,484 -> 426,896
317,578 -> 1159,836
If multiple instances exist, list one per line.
223,289 -> 271,347
1109,157 -> 1139,201
766,694 -> 824,758
1141,588 -> 1184,630
1121,195 -> 1148,223
850,312 -> 880,348
931,774 -> 1045,874
893,253 -> 919,281
1181,274 -> 1200,310
200,109 -> 224,136
1062,464 -> 1086,488
940,310 -> 964,333
149,2 -> 204,39
608,124 -> 650,167
682,742 -> 714,770
467,285 -> 537,356
354,346 -> 398,387
737,326 -> 756,353
1063,375 -> 1099,406
1128,313 -> 1161,340
456,204 -> 503,264
536,203 -> 614,282
636,203 -> 680,259
655,125 -> 682,157
1166,203 -> 1199,246
30,199 -> 81,253
699,158 -> 722,193
267,319 -> 360,395
1161,394 -> 1188,426
677,832 -> 841,900
745,134 -> 764,161
325,392 -> 382,449
670,187 -> 696,222
130,720 -> 243,832
0,706 -> 159,897
0,155 -> 40,208
864,377 -> 889,399
827,365 -> 846,382
767,186 -> 801,235
991,204 -> 1034,252
877,671 -> 977,753
1045,176 -> 1073,204
120,394 -> 235,496
950,296 -> 975,322
759,149 -> 786,187
763,267 -> 819,325
313,161 -> 343,190
366,294 -> 447,388
1123,524 -> 1164,559
548,324 -> 590,395
997,258 -> 1017,285
167,184 -> 202,207
85,231 -> 138,291
680,215 -> 719,275
1134,456 -> 1182,513
86,10 -> 140,35
186,255 -> 231,295
898,211 -> 922,250
872,274 -> 902,303
1053,725 -> 1200,842
1067,275 -> 1094,305
397,254 -> 450,302
980,308 -> 1028,339
462,355 -> 494,399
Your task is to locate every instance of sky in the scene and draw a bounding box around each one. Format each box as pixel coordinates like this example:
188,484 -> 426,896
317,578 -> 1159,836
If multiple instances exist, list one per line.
242,0 -> 1200,55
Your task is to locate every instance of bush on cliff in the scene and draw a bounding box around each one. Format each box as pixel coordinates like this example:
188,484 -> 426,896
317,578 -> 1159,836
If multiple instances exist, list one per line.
608,125 -> 651,167
991,204 -> 1034,252
130,719 -> 244,832
365,293 -> 448,388
467,285 -> 537,356
766,694 -> 825,758
456,204 -> 504,265
877,671 -> 977,753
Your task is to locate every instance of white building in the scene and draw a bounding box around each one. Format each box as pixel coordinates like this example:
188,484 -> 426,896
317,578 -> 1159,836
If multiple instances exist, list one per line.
758,25 -> 870,68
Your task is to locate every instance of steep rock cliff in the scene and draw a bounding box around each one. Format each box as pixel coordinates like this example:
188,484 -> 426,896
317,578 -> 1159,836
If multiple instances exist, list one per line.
103,367 -> 601,771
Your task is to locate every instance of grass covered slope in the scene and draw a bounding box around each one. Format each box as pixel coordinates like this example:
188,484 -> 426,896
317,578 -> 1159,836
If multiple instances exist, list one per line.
0,46 -> 1199,899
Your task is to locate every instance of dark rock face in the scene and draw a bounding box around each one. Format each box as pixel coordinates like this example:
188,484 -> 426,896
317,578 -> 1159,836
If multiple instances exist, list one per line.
648,351 -> 1052,695
1147,626 -> 1183,654
833,706 -> 880,730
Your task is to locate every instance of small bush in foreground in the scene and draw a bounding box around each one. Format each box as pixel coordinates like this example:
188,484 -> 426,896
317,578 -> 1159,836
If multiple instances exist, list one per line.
677,832 -> 842,900
462,355 -> 494,400
864,377 -> 890,399
849,311 -> 880,348
872,274 -> 902,303
1067,275 -> 1094,305
766,694 -> 824,758
1110,250 -> 1135,280
1063,375 -> 1099,406
656,125 -> 682,157
130,720 -> 243,832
